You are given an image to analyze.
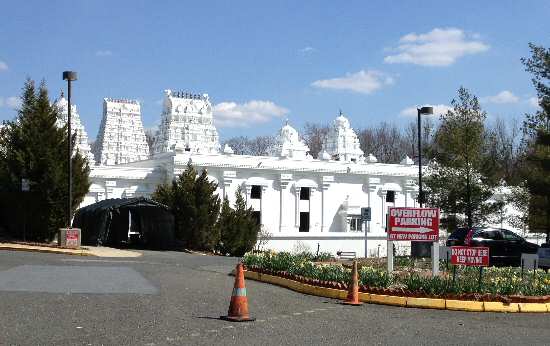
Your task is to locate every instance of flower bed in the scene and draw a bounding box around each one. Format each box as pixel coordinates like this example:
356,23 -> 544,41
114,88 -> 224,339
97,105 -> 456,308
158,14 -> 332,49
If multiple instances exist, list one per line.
243,252 -> 550,303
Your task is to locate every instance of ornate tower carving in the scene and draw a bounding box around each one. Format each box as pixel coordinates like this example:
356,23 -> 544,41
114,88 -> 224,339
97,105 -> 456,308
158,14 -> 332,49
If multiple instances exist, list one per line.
54,92 -> 95,165
152,90 -> 220,155
93,98 -> 149,165
322,111 -> 364,162
276,120 -> 310,159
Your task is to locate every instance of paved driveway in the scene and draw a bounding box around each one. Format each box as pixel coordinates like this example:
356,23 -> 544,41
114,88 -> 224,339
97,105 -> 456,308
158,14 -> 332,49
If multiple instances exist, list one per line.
0,250 -> 549,345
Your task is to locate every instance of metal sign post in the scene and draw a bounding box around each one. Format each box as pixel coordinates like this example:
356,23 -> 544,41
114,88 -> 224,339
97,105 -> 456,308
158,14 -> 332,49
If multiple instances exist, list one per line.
361,207 -> 371,258
21,178 -> 29,241
387,239 -> 394,273
431,242 -> 440,276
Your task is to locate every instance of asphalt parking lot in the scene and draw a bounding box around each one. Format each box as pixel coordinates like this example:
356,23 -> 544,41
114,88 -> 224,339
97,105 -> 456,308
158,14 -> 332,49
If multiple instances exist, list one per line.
1,250 -> 550,345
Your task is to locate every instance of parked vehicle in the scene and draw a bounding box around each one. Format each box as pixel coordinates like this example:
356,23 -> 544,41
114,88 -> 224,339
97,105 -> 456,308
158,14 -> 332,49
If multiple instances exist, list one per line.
446,227 -> 539,266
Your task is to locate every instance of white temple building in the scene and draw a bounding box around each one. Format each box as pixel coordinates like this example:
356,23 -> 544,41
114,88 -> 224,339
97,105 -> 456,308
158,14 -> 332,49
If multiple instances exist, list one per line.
78,90 -> 427,257
54,92 -> 95,165
152,90 -> 220,155
92,98 -> 149,165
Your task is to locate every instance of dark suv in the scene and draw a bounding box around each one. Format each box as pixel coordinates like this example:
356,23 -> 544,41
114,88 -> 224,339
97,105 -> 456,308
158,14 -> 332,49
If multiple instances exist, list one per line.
446,227 -> 539,266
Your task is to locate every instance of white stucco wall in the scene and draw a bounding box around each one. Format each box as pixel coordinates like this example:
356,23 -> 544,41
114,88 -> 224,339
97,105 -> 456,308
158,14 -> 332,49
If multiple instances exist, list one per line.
81,151 -> 421,257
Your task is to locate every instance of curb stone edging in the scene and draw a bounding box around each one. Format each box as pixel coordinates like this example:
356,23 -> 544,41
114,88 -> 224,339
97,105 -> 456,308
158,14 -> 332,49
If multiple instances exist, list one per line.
243,270 -> 549,313
0,244 -> 93,256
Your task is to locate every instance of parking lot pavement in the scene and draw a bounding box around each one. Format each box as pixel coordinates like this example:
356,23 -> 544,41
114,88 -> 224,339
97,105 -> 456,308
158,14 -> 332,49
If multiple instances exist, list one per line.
1,250 -> 550,345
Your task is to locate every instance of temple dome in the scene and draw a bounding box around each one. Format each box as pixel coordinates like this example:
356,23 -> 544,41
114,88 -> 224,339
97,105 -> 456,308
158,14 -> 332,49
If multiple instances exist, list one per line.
277,120 -> 309,159
321,111 -> 364,163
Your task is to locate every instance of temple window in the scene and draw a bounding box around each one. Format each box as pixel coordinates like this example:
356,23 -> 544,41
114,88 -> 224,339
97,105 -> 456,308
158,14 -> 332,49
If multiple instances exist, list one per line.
348,215 -> 362,231
300,187 -> 310,200
386,191 -> 395,203
299,212 -> 310,232
252,211 -> 261,226
250,185 -> 262,199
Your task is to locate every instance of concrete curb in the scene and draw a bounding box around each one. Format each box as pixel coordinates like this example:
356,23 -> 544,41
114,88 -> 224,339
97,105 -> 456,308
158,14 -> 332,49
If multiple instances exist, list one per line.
0,244 -> 94,256
244,270 -> 549,313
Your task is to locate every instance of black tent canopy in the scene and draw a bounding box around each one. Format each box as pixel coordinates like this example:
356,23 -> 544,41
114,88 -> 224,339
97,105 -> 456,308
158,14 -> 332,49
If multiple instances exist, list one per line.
73,197 -> 175,249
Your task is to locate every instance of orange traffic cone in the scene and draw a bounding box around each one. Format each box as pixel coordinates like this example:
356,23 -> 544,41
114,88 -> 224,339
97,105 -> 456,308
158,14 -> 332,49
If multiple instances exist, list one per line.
342,260 -> 363,306
220,263 -> 255,322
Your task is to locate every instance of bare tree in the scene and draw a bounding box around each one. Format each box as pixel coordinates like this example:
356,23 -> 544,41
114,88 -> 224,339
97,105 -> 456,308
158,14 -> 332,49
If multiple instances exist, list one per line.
144,128 -> 156,156
221,135 -> 277,156
486,116 -> 522,184
302,122 -> 329,158
357,122 -> 405,163
403,118 -> 437,162
248,135 -> 278,156
222,136 -> 249,155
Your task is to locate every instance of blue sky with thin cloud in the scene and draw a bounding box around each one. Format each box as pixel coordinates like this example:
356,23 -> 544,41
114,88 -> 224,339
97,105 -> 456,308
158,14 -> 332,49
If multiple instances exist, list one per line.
0,0 -> 548,140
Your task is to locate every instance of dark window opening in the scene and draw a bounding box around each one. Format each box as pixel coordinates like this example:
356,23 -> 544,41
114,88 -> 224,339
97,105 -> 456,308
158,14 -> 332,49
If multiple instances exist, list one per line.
300,187 -> 310,200
252,211 -> 261,226
299,212 -> 310,232
386,191 -> 395,203
251,185 -> 262,199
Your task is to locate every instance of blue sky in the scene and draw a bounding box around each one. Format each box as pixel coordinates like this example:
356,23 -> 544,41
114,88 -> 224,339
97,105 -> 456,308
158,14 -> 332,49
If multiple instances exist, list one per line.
0,0 -> 548,140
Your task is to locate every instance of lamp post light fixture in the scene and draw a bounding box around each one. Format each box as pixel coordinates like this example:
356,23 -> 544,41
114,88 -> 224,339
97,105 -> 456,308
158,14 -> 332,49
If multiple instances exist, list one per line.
417,106 -> 433,207
412,106 -> 433,258
62,71 -> 77,228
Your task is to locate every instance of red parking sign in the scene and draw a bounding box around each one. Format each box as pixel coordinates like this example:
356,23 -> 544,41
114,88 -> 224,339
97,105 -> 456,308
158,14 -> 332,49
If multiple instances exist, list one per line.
451,246 -> 489,266
66,229 -> 79,247
388,207 -> 439,241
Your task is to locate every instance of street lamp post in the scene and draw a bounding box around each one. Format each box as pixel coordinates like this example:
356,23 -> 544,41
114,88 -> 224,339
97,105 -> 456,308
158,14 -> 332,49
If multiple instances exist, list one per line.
62,71 -> 77,228
417,106 -> 433,207
413,106 -> 433,258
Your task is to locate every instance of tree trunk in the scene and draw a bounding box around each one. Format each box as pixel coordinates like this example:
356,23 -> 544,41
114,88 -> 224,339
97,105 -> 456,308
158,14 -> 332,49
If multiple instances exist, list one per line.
466,168 -> 473,228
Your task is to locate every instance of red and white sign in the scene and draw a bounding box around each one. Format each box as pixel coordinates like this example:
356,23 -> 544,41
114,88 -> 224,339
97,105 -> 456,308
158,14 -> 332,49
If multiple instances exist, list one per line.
388,207 -> 439,241
451,246 -> 489,266
66,229 -> 80,247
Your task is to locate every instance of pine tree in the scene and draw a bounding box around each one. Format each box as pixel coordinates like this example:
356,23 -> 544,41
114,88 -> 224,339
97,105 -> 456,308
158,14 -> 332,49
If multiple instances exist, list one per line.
521,44 -> 550,241
0,79 -> 90,241
219,187 -> 260,256
425,87 -> 501,228
191,169 -> 220,250
217,196 -> 234,254
152,162 -> 221,250
172,162 -> 197,246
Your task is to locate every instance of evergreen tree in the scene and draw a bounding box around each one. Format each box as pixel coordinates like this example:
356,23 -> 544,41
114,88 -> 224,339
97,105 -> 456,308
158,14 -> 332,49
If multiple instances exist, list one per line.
425,87 -> 501,228
217,196 -> 234,254
0,79 -> 90,241
152,162 -> 221,250
521,44 -> 550,241
190,169 -> 220,250
218,187 -> 260,256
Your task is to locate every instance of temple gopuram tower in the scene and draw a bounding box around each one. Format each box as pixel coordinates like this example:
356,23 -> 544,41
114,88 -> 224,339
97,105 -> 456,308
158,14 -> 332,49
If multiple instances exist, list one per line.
93,98 -> 149,165
54,92 -> 95,165
321,111 -> 364,162
152,89 -> 220,155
